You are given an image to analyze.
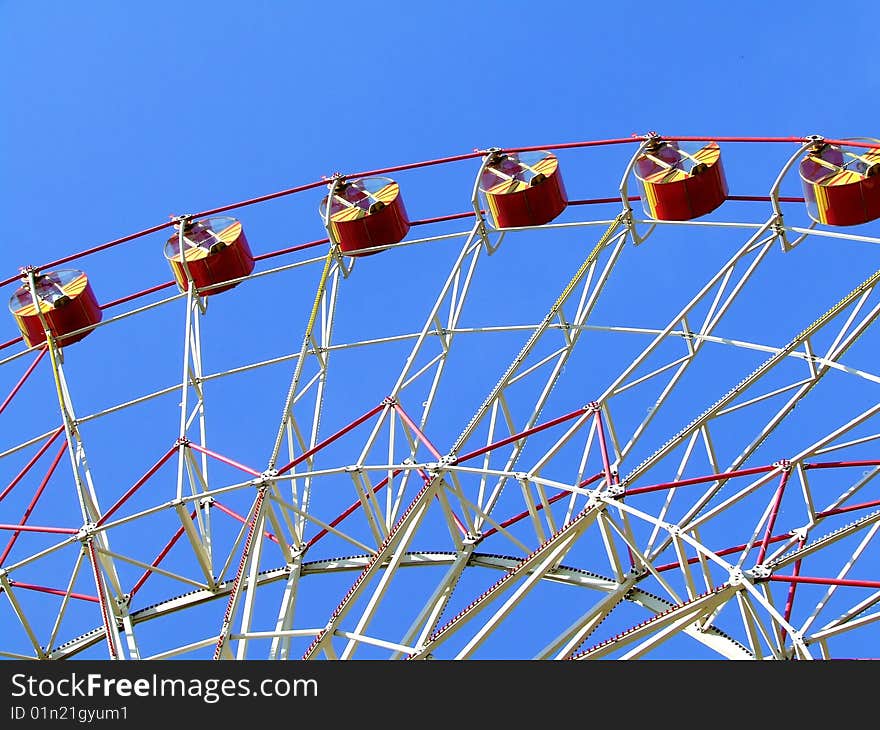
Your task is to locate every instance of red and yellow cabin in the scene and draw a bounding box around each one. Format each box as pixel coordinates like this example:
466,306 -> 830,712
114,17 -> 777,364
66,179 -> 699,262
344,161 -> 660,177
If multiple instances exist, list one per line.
164,216 -> 255,295
634,140 -> 728,221
799,142 -> 880,227
479,151 -> 568,228
8,269 -> 102,348
319,177 -> 410,256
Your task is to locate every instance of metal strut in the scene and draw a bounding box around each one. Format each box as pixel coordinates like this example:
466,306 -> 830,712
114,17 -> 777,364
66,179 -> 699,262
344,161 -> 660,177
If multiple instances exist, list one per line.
267,248 -> 335,470
621,264 -> 880,488
448,213 -> 627,458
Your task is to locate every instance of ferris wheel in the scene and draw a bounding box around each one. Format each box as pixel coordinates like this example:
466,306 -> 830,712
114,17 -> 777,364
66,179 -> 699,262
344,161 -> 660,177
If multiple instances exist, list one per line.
1,133 -> 879,660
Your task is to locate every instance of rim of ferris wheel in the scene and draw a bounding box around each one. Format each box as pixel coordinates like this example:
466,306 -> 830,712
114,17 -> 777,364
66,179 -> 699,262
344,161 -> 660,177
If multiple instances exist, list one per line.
798,138 -> 880,227
6,134 -> 880,661
163,216 -> 255,296
633,137 -> 729,221
7,268 -> 102,348
318,176 -> 411,257
478,150 -> 569,229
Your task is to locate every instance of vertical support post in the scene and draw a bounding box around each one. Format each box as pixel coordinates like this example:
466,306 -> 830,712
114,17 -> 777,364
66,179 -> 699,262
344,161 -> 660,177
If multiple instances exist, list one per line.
174,281 -> 214,572
22,269 -> 133,657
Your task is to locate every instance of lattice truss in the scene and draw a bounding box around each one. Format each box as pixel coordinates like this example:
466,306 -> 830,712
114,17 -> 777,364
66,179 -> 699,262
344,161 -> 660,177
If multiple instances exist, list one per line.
1,136 -> 879,660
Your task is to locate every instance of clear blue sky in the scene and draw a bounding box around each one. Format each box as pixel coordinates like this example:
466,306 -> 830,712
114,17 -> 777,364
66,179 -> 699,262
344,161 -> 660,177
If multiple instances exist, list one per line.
1,2 -> 879,660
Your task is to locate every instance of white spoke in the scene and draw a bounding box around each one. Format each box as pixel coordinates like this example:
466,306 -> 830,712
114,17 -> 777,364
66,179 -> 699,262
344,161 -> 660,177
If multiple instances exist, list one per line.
3,135 -> 880,662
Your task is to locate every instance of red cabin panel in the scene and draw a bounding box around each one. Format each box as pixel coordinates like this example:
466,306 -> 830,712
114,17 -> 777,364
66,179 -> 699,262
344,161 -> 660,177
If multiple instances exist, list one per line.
799,142 -> 880,227
320,177 -> 410,256
480,151 -> 568,228
8,269 -> 102,348
635,140 -> 728,221
165,217 -> 255,295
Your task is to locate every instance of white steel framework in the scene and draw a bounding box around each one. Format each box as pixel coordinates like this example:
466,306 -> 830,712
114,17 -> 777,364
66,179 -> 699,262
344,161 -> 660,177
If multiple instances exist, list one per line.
1,135 -> 880,660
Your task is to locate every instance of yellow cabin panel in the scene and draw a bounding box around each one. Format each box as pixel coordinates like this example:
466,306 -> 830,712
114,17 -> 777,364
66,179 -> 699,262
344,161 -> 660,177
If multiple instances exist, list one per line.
330,183 -> 400,223
13,274 -> 89,316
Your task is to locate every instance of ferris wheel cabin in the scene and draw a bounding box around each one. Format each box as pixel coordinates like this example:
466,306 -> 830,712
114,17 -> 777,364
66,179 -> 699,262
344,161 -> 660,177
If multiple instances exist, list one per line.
634,139 -> 728,221
799,141 -> 880,227
479,150 -> 568,228
8,269 -> 102,348
320,177 -> 410,256
164,216 -> 255,295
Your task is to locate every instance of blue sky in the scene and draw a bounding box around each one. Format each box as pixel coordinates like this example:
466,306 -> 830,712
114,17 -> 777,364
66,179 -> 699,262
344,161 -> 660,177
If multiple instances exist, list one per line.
1,2 -> 880,661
